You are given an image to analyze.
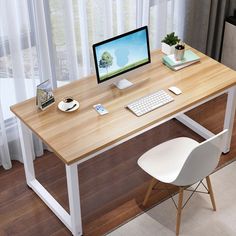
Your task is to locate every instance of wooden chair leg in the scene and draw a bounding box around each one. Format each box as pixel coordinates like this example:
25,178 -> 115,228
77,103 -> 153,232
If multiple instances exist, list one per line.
206,175 -> 216,211
143,178 -> 157,206
176,187 -> 184,236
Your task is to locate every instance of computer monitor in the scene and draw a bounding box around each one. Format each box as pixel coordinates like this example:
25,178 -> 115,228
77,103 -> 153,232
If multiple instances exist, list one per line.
92,26 -> 151,89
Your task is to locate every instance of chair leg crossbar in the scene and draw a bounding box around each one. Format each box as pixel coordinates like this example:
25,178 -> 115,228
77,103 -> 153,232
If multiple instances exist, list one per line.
151,179 -> 212,210
144,176 -> 216,236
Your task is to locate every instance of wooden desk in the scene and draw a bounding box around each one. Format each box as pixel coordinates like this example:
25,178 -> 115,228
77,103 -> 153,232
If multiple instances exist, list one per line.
11,47 -> 236,235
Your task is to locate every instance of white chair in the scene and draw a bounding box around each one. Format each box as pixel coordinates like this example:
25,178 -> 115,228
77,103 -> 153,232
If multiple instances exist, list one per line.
138,129 -> 228,236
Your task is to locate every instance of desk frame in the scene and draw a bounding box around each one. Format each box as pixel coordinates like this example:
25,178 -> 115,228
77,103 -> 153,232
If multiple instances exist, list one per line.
17,86 -> 236,236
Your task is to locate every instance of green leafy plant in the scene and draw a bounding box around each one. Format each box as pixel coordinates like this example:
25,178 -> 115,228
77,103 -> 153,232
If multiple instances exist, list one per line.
161,32 -> 180,46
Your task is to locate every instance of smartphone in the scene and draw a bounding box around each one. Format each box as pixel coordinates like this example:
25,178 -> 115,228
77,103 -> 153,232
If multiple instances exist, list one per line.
93,104 -> 109,115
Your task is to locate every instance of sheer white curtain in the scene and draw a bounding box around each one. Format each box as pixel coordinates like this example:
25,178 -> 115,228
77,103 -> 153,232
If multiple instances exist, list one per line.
0,0 -> 48,169
0,0 -> 185,170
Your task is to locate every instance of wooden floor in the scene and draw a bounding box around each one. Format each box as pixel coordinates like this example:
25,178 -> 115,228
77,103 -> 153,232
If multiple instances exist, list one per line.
1,94 -> 236,236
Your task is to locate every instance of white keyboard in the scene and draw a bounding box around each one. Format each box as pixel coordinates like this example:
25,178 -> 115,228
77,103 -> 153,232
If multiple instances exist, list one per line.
127,90 -> 174,116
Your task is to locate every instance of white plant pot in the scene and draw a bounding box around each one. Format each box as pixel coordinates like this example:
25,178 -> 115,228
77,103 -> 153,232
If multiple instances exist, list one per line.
161,42 -> 176,55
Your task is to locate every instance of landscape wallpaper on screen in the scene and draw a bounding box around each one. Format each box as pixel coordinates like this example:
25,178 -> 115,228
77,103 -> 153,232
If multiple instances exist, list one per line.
95,29 -> 149,80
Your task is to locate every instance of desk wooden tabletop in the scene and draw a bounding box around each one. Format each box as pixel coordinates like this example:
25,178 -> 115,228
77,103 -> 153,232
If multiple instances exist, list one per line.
10,47 -> 236,165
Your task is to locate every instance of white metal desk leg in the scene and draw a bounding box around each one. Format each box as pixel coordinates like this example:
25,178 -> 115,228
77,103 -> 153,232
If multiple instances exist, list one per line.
66,164 -> 82,236
223,86 -> 236,153
17,119 -> 35,186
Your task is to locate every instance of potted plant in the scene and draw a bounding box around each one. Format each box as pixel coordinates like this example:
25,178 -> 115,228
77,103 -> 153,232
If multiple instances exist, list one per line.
161,32 -> 180,55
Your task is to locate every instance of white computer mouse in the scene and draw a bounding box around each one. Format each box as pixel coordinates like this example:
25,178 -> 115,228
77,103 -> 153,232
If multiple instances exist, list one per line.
168,86 -> 182,95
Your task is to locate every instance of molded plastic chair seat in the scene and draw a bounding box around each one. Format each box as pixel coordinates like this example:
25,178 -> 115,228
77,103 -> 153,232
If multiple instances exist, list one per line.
138,137 -> 199,184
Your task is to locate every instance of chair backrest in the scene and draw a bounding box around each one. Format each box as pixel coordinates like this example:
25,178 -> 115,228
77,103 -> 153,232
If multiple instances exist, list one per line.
173,129 -> 228,186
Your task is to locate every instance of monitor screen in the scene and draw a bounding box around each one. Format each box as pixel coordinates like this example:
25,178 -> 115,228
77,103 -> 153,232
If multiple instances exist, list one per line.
92,26 -> 151,85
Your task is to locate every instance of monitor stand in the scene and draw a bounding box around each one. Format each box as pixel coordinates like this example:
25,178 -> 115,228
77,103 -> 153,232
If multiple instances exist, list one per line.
113,79 -> 133,90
